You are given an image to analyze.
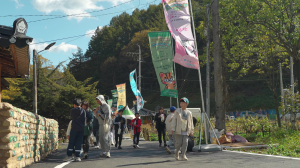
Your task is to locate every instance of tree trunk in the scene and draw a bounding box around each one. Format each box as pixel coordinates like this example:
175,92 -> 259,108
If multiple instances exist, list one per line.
295,59 -> 300,92
273,89 -> 281,127
212,0 -> 226,131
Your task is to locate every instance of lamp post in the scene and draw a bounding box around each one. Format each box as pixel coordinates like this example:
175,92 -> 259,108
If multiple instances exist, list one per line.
33,42 -> 55,114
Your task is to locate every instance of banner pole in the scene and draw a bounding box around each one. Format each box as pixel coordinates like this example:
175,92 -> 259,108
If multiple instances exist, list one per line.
188,0 -> 207,142
171,36 -> 179,108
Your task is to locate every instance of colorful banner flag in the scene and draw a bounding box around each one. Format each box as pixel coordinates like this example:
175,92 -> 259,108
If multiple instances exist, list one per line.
129,70 -> 137,96
162,0 -> 199,69
129,70 -> 144,111
148,31 -> 178,98
111,89 -> 118,109
116,83 -> 126,111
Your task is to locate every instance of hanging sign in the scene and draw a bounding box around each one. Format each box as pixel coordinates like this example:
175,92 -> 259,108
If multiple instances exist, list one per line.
111,89 -> 118,109
162,0 -> 199,69
148,31 -> 178,98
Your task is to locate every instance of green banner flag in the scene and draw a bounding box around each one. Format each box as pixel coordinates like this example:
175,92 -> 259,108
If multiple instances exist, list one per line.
148,31 -> 177,98
111,90 -> 118,108
107,99 -> 112,107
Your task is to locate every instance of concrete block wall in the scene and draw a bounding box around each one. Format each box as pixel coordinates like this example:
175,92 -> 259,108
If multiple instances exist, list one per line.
0,102 -> 59,168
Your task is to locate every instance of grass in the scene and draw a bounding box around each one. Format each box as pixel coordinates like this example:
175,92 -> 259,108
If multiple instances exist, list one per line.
232,128 -> 300,158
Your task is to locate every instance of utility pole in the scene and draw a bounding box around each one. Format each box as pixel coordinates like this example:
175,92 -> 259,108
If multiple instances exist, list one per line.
279,63 -> 284,110
127,45 -> 142,93
205,3 -> 211,142
212,0 -> 226,131
33,50 -> 37,114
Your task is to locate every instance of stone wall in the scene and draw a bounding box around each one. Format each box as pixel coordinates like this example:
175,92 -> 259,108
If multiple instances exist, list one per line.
0,102 -> 59,168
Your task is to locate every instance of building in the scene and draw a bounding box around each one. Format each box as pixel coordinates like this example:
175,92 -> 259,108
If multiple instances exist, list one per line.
0,18 -> 32,103
131,107 -> 156,124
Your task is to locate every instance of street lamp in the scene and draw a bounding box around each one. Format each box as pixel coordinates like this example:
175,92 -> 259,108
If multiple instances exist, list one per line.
33,42 -> 55,114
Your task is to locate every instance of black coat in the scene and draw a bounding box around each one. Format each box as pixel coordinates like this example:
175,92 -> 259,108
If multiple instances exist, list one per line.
155,113 -> 167,130
113,115 -> 126,131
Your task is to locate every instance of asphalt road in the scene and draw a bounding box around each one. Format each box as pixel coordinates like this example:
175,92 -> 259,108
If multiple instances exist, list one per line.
27,139 -> 300,168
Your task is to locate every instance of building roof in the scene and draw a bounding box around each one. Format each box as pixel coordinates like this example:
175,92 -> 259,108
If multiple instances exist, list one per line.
0,18 -> 32,79
130,107 -> 156,116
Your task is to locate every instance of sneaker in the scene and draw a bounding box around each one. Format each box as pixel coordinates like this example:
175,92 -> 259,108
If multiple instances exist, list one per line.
133,144 -> 136,148
75,157 -> 81,162
181,155 -> 188,161
165,147 -> 171,154
118,146 -> 122,149
115,144 -> 117,148
94,146 -> 99,149
84,154 -> 88,159
63,156 -> 73,162
159,143 -> 162,147
136,145 -> 140,148
106,152 -> 111,158
164,143 -> 167,147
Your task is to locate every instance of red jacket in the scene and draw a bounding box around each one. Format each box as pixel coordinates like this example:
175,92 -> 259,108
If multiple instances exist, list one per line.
130,118 -> 142,134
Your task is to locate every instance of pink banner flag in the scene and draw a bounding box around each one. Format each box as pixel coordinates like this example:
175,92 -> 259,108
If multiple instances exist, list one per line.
162,0 -> 199,69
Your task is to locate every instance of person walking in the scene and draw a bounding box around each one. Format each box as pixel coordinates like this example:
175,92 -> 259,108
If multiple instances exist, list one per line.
64,98 -> 92,162
95,95 -> 112,158
171,97 -> 194,161
110,113 -> 116,146
131,113 -> 142,148
155,107 -> 167,147
81,101 -> 94,159
165,106 -> 176,154
113,108 -> 125,149
92,108 -> 100,149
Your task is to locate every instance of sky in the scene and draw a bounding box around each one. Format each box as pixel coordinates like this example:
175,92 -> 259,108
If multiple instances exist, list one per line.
1,0 -> 161,66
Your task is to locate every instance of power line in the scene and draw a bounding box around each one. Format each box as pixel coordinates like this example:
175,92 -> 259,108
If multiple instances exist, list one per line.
1,0 -> 135,18
27,0 -> 156,23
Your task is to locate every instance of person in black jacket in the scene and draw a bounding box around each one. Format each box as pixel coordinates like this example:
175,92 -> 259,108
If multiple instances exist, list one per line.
92,108 -> 100,149
155,106 -> 167,147
113,108 -> 126,149
64,98 -> 92,162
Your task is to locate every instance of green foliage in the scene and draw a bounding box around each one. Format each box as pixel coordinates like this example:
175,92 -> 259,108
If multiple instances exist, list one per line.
3,56 -> 98,128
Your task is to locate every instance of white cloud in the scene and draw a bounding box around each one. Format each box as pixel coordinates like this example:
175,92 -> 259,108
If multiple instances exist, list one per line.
31,0 -> 104,21
31,0 -> 134,21
12,0 -> 24,9
30,40 -> 77,54
85,26 -> 103,38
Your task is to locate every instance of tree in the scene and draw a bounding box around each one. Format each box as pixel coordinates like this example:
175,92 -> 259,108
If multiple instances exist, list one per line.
212,0 -> 226,131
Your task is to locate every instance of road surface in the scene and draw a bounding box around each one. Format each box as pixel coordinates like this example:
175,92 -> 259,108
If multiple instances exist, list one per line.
27,139 -> 300,168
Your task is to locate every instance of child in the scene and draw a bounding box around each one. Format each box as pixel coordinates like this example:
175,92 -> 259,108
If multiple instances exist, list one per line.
165,106 -> 176,154
131,113 -> 142,148
171,97 -> 194,161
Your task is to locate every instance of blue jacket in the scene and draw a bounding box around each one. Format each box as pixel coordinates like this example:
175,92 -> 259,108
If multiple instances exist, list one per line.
70,107 -> 92,132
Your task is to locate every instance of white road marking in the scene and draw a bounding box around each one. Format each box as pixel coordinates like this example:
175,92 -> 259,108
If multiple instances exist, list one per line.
54,161 -> 72,168
224,150 -> 300,160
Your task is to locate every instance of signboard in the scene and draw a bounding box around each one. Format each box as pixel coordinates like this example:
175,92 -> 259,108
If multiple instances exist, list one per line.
116,83 -> 126,110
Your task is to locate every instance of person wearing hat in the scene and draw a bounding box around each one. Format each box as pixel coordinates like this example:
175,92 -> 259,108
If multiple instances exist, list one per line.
171,97 -> 194,161
130,113 -> 142,148
165,106 -> 177,154
95,95 -> 112,158
113,107 -> 126,149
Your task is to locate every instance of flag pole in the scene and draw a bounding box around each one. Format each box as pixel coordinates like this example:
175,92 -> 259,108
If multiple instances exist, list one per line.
188,0 -> 208,146
171,35 -> 179,108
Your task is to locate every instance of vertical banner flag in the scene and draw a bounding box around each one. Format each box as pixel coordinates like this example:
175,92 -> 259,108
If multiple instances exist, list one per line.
111,90 -> 118,108
116,83 -> 126,110
162,0 -> 199,69
148,31 -> 178,98
129,70 -> 144,111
